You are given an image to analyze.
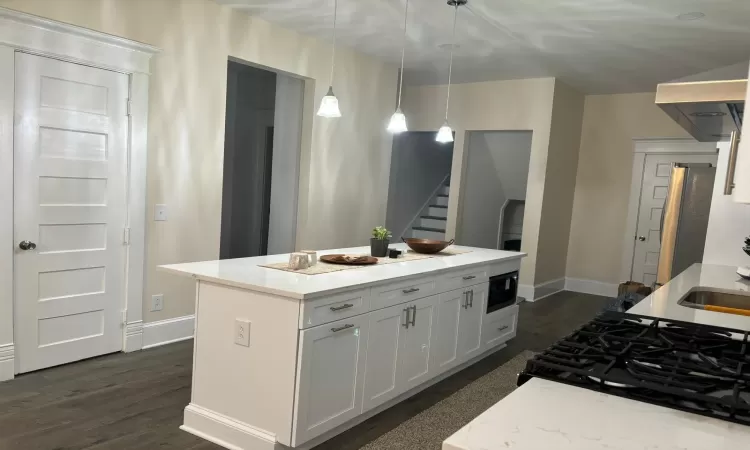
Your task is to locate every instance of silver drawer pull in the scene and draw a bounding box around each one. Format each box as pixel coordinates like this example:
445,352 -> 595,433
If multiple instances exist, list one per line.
402,287 -> 420,294
331,324 -> 354,333
498,325 -> 509,332
463,275 -> 476,280
330,303 -> 354,311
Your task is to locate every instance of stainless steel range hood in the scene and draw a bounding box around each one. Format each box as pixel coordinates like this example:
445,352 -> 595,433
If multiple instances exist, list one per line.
655,79 -> 746,142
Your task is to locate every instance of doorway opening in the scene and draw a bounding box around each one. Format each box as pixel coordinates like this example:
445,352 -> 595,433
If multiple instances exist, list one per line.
458,131 -> 532,250
385,132 -> 454,240
220,60 -> 304,259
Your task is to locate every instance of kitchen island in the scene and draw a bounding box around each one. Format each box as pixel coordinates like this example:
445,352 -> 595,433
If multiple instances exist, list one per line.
160,244 -> 525,450
443,263 -> 750,450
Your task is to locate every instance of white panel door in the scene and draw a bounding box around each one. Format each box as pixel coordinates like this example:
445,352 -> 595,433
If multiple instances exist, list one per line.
14,53 -> 129,373
631,153 -> 717,286
431,289 -> 464,372
399,295 -> 437,392
363,304 -> 408,412
457,284 -> 486,363
293,315 -> 369,446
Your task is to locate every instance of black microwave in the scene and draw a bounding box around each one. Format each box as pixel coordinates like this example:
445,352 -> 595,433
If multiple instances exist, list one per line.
487,271 -> 518,314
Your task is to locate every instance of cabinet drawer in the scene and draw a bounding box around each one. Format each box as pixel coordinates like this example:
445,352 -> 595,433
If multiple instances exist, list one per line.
438,266 -> 489,292
371,277 -> 437,310
299,288 -> 371,329
482,304 -> 518,349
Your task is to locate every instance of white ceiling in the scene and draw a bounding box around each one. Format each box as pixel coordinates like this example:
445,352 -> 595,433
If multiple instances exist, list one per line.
217,0 -> 750,94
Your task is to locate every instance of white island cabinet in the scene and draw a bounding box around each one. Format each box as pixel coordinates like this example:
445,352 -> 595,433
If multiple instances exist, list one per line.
160,245 -> 525,450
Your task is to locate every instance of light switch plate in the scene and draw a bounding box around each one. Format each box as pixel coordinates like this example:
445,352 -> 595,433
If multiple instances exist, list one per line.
151,294 -> 164,312
235,319 -> 251,347
154,204 -> 168,221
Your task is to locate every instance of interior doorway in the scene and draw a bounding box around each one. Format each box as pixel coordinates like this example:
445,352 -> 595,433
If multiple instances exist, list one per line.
458,131 -> 532,250
219,60 -> 304,259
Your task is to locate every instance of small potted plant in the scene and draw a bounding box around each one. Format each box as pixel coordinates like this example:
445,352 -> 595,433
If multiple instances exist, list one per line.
371,226 -> 392,257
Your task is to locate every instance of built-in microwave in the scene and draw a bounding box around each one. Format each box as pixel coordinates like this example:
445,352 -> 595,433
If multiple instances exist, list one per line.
487,271 -> 518,314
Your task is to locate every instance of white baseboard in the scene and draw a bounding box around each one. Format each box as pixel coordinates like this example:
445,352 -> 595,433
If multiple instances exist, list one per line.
0,343 -> 15,382
519,277 -> 566,302
565,277 -> 618,298
142,315 -> 195,349
517,284 -> 534,302
124,320 -> 144,352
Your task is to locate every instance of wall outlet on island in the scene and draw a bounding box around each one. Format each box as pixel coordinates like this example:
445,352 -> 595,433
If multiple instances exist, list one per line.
151,294 -> 164,312
235,319 -> 251,347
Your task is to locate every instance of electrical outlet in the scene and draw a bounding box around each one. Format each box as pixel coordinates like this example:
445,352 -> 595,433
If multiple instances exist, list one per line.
235,319 -> 251,347
151,294 -> 164,312
154,204 -> 168,221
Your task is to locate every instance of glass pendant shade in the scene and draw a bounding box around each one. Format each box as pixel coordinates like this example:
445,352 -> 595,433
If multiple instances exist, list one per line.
387,108 -> 408,133
436,122 -> 454,143
317,86 -> 341,118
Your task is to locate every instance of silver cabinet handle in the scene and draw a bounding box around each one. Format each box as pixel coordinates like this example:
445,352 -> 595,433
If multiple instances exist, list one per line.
410,305 -> 416,327
637,236 -> 646,242
463,275 -> 476,281
402,287 -> 420,294
403,307 -> 410,329
331,324 -> 354,333
461,291 -> 467,309
330,303 -> 354,311
468,290 -> 474,308
498,325 -> 509,332
724,130 -> 740,195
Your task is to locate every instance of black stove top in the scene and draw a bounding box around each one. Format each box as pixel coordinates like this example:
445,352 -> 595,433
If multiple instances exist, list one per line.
518,311 -> 750,425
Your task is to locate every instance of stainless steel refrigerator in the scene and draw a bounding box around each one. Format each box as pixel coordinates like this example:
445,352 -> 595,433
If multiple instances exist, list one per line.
656,163 -> 716,286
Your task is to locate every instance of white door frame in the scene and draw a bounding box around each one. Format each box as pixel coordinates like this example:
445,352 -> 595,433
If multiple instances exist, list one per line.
0,7 -> 159,381
619,138 -> 718,283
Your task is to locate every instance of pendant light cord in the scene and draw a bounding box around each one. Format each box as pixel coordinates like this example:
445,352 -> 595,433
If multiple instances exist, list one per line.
329,0 -> 338,86
396,0 -> 410,109
444,4 -> 458,121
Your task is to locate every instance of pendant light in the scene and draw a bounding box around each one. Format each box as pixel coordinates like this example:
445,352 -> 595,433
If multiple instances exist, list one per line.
436,0 -> 465,143
387,0 -> 410,133
318,0 -> 342,118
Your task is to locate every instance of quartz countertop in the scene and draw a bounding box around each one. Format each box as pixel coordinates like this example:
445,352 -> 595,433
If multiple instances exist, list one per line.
443,263 -> 750,450
159,244 -> 525,299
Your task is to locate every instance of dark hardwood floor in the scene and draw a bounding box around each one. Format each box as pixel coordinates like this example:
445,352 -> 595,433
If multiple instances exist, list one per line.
0,291 -> 609,450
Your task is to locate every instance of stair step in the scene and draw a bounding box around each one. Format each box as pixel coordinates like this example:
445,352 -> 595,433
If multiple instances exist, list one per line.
411,228 -> 446,240
437,194 -> 449,198
421,215 -> 447,221
413,226 -> 446,233
429,205 -> 447,208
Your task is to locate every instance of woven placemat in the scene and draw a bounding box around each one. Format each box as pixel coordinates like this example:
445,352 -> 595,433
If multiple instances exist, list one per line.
260,248 -> 472,275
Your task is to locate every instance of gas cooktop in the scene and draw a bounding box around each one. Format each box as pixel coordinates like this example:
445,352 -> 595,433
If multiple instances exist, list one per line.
518,311 -> 750,425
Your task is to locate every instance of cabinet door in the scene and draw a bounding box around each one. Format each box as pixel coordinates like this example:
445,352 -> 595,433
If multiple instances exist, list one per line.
293,315 -> 369,446
399,295 -> 438,391
363,304 -> 409,412
457,284 -> 487,363
431,289 -> 464,373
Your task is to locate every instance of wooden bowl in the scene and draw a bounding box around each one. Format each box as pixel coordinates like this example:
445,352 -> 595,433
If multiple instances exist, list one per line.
402,237 -> 455,254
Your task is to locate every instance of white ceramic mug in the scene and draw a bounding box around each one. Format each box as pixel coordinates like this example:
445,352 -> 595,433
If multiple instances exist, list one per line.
302,250 -> 318,266
289,252 -> 310,270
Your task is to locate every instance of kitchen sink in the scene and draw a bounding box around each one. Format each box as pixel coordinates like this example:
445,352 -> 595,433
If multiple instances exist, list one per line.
679,289 -> 750,316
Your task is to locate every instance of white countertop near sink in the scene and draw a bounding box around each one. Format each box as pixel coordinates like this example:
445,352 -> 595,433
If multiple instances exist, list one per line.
159,244 -> 525,299
443,263 -> 750,450
627,263 -> 750,330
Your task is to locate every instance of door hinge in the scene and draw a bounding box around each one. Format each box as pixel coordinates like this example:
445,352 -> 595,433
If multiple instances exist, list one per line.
123,227 -> 131,245
126,98 -> 132,116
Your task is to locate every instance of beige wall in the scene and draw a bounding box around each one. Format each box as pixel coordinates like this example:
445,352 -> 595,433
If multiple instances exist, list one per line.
402,78 -> 556,287
566,93 -> 689,284
0,0 -> 397,322
535,81 -> 584,284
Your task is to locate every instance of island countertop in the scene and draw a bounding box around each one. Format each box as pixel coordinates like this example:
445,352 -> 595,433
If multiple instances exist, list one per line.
159,244 -> 525,299
443,263 -> 750,450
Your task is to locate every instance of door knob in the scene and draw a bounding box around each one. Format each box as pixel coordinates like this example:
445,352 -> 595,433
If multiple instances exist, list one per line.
19,241 -> 36,250
638,236 -> 646,242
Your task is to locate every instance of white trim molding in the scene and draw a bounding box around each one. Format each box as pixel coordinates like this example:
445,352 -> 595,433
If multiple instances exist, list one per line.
0,7 -> 158,74
124,321 -> 144,353
565,278 -> 619,298
0,343 -> 14,382
142,315 -> 196,350
518,277 -> 566,302
182,404 -> 278,450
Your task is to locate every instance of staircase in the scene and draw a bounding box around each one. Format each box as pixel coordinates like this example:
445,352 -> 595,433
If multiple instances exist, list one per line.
407,183 -> 450,240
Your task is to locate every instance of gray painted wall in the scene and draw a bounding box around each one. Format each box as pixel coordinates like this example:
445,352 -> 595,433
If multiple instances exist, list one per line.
268,75 -> 304,255
458,131 -> 533,249
386,132 -> 453,238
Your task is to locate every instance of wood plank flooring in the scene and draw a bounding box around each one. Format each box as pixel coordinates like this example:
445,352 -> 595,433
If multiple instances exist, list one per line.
0,291 -> 609,450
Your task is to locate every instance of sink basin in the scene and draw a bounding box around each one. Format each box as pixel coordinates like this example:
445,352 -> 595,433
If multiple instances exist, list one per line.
679,289 -> 750,316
